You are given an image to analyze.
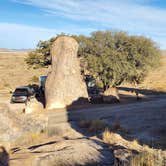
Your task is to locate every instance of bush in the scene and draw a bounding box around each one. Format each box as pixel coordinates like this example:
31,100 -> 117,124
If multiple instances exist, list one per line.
30,75 -> 39,83
79,119 -> 107,132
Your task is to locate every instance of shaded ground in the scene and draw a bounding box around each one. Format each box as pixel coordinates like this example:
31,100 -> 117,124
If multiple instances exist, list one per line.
68,96 -> 166,149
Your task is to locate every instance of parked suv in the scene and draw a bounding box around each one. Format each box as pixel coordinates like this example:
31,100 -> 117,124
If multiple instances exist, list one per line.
10,86 -> 35,103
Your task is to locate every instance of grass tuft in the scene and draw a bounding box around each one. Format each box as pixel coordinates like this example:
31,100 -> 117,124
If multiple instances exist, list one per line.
79,119 -> 107,132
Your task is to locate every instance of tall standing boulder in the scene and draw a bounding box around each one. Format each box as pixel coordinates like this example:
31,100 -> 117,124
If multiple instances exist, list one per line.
45,36 -> 88,110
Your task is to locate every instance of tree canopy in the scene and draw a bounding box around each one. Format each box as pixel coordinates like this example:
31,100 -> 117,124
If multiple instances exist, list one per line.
25,31 -> 161,90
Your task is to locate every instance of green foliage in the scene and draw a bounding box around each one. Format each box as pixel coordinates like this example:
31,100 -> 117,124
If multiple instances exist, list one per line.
25,31 -> 161,89
25,33 -> 69,68
75,31 -> 160,89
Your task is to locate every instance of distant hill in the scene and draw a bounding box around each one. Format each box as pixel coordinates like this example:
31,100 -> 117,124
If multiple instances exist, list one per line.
0,48 -> 34,52
0,48 -> 11,52
11,49 -> 34,52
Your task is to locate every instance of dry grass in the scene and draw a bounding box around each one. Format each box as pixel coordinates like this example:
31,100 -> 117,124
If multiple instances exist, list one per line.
79,119 -> 130,135
111,120 -> 129,134
102,129 -> 142,151
131,151 -> 165,166
79,119 -> 107,132
102,129 -> 166,166
12,132 -> 46,147
121,54 -> 166,93
0,51 -> 47,91
140,55 -> 166,92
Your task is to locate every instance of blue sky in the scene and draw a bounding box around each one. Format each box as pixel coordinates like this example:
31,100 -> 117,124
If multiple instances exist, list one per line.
0,0 -> 166,49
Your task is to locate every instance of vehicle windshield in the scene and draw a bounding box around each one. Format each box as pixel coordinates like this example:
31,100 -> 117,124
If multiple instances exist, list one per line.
14,89 -> 28,95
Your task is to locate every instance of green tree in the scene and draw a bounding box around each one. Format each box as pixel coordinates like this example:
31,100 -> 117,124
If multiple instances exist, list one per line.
25,35 -> 65,68
25,31 -> 161,90
75,31 -> 160,89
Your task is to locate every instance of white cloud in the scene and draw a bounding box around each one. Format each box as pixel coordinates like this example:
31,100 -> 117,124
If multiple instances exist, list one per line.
13,0 -> 166,24
0,22 -> 95,49
11,0 -> 166,49
0,23 -> 57,49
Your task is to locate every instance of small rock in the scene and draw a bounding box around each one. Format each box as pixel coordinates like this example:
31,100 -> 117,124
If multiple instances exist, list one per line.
25,98 -> 43,114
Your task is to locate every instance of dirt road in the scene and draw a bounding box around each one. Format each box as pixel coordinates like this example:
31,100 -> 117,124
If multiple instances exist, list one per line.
48,96 -> 166,149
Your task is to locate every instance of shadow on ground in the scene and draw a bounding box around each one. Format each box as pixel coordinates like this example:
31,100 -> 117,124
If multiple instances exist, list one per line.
64,87 -> 166,165
0,146 -> 9,166
118,86 -> 166,96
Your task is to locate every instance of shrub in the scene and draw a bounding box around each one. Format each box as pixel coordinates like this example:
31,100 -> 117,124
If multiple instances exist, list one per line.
102,129 -> 142,151
13,132 -> 46,146
102,129 -> 166,166
79,119 -> 107,132
31,75 -> 39,83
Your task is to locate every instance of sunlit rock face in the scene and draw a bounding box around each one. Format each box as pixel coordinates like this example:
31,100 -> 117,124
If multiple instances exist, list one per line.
25,98 -> 44,114
45,36 -> 88,110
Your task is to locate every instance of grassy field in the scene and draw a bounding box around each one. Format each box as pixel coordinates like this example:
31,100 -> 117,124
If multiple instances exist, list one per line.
140,51 -> 166,92
0,51 -> 47,91
0,50 -> 165,92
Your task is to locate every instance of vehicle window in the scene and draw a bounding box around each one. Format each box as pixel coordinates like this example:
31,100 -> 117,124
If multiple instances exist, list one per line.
14,89 -> 28,95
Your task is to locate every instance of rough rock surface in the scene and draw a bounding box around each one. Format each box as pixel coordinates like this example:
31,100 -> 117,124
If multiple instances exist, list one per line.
0,104 -> 47,146
103,87 -> 120,103
10,134 -> 114,166
33,139 -> 113,166
45,36 -> 88,110
25,98 -> 44,114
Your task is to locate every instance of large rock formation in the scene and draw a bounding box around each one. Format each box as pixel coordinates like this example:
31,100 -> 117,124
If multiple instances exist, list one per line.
45,36 -> 88,110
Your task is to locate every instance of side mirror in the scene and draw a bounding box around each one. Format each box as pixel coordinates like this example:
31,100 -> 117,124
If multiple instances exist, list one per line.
9,91 -> 13,94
